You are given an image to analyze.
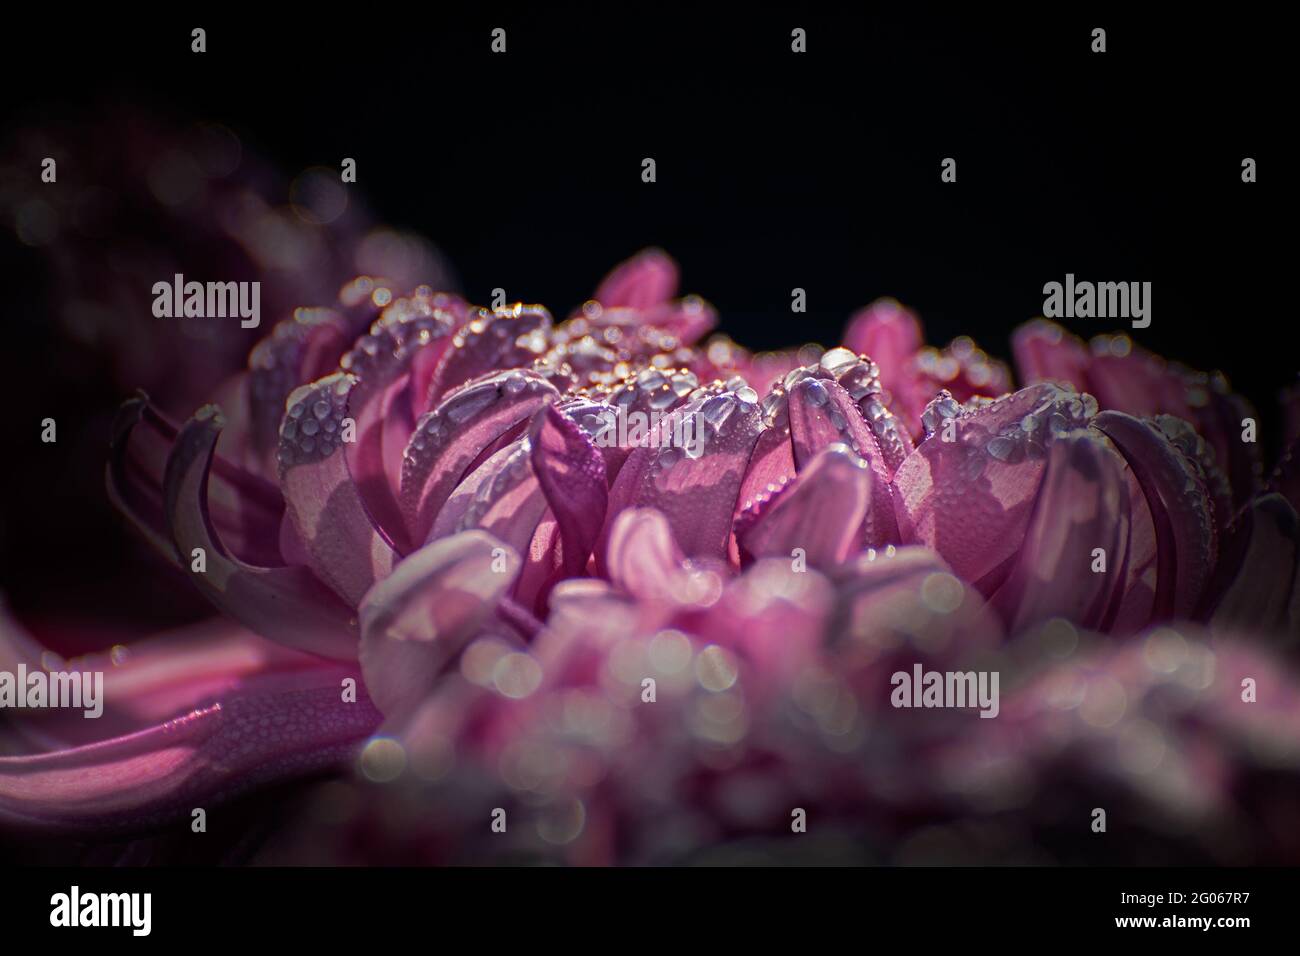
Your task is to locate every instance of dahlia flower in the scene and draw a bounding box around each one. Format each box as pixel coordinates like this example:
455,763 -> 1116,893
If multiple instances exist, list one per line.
3,249 -> 1297,865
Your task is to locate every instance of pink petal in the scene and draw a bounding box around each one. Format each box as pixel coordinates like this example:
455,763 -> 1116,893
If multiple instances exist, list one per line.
813,348 -> 914,476
892,383 -> 1097,593
603,508 -> 687,602
277,374 -> 398,607
592,248 -> 679,309
736,443 -> 872,568
165,406 -> 361,660
988,430 -> 1131,632
0,665 -> 379,834
842,298 -> 923,389
600,385 -> 764,563
400,369 -> 559,545
529,405 -> 608,577
0,613 -> 326,750
786,376 -> 898,546
1010,319 -> 1090,389
422,304 -> 552,409
1092,410 -> 1218,620
1209,493 -> 1298,634
358,531 -> 520,717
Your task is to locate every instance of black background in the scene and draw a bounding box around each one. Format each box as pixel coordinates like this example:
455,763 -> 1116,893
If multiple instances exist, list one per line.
0,5 -> 1290,628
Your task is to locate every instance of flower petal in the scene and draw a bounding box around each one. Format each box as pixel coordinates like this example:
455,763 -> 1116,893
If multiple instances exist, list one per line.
600,385 -> 764,563
400,369 -> 559,545
422,304 -> 552,409
277,373 -> 398,607
786,376 -> 898,546
165,405 -> 360,660
1011,319 -> 1090,390
359,531 -> 520,717
736,443 -> 871,568
892,383 -> 1096,593
247,307 -> 354,472
604,508 -> 687,602
1092,410 -> 1218,620
592,248 -> 678,309
1209,493 -> 1299,635
529,405 -> 608,577
0,665 -> 379,834
988,430 -> 1132,632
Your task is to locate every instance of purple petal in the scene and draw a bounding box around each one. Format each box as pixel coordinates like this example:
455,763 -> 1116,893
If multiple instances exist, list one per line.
430,439 -> 549,559
277,374 -> 398,607
1010,319 -> 1090,390
422,304 -> 552,409
988,430 -> 1131,632
600,385 -> 764,563
736,443 -> 872,568
892,383 -> 1099,593
592,248 -> 678,309
110,395 -> 284,567
165,406 -> 361,660
786,376 -> 899,546
529,405 -> 608,577
1209,493 -> 1298,634
359,531 -> 521,717
247,306 -> 353,472
400,370 -> 559,545
0,665 -> 379,834
1092,410 -> 1218,621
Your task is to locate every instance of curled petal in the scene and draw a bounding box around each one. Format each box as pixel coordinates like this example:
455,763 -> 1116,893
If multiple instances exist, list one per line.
359,531 -> 520,717
813,348 -> 914,475
988,430 -> 1131,632
422,304 -> 552,409
600,385 -> 764,563
1093,410 -> 1218,620
530,405 -> 608,577
400,369 -> 559,545
335,303 -> 457,552
277,374 -> 398,607
107,396 -> 180,562
604,508 -> 687,602
1209,493 -> 1298,636
1011,319 -> 1090,390
592,247 -> 678,309
247,307 -> 353,472
892,383 -> 1096,593
165,406 -> 360,660
431,439 -> 549,558
0,665 -> 379,834
787,376 -> 898,546
110,395 -> 283,567
737,443 -> 871,569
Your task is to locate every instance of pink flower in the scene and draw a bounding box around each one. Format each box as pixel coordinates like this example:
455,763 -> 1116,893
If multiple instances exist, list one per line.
3,250 -> 1297,864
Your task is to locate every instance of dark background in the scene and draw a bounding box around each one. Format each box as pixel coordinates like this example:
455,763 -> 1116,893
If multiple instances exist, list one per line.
0,5 -> 1289,635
